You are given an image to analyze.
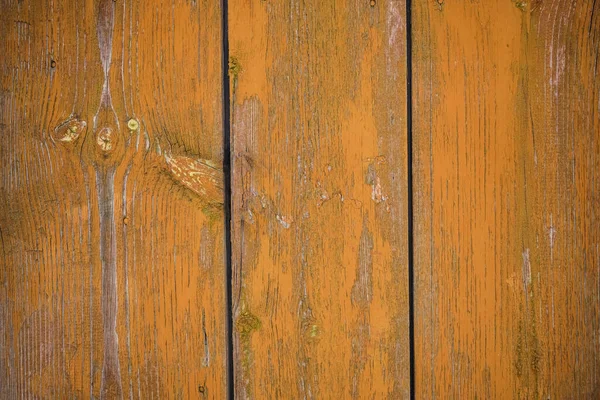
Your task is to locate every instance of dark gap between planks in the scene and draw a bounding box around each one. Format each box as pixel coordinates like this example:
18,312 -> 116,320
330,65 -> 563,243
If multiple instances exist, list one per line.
406,0 -> 416,398
221,0 -> 235,398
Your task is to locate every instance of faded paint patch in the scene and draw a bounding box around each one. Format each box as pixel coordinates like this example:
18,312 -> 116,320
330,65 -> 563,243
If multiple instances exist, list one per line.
387,1 -> 403,49
53,117 -> 87,143
351,218 -> 374,307
236,307 -> 262,396
506,272 -> 518,292
315,181 -> 331,207
548,214 -> 556,260
386,0 -> 404,77
522,248 -> 532,292
276,214 -> 293,229
350,320 -> 370,399
17,307 -> 73,397
199,226 -> 215,271
165,155 -> 224,205
365,163 -> 387,203
371,177 -> 386,203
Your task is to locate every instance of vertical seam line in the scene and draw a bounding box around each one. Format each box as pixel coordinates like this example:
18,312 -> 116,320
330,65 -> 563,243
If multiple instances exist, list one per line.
221,0 -> 234,397
406,0 -> 416,398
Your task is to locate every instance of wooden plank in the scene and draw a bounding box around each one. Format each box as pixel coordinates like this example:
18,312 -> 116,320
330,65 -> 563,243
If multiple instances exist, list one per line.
0,0 -> 226,397
229,0 -> 410,397
413,0 -> 600,398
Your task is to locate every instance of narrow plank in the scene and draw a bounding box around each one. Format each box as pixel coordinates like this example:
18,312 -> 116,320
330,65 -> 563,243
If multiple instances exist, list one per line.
0,0 -> 226,397
229,0 -> 410,398
413,0 -> 600,398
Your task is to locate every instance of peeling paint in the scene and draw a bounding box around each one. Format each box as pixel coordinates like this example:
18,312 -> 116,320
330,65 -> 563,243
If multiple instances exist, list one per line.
276,214 -> 293,228
165,154 -> 224,205
548,214 -> 556,260
351,218 -> 374,307
522,249 -> 531,292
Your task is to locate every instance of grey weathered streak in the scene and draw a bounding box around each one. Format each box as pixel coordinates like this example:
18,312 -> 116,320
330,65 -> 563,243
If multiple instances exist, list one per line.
92,0 -> 122,397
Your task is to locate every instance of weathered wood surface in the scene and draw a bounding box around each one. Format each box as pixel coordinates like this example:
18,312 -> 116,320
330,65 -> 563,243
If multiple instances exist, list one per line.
0,0 -> 226,397
2,0 -> 600,397
413,0 -> 600,398
229,0 -> 410,398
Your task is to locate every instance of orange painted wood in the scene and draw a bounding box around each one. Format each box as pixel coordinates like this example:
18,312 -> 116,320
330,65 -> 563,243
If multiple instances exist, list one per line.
228,1 -> 411,398
3,0 -> 599,397
413,0 -> 600,398
0,0 -> 226,397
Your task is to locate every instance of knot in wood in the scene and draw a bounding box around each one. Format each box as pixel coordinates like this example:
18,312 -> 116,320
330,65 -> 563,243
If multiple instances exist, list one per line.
53,118 -> 86,143
96,127 -> 114,151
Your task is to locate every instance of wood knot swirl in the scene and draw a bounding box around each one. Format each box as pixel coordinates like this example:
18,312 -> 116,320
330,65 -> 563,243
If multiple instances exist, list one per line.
96,127 -> 115,152
81,121 -> 125,169
53,118 -> 87,143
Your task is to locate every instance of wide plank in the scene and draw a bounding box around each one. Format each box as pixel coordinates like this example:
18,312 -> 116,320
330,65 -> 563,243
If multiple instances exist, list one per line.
0,0 -> 226,397
229,0 -> 411,398
413,0 -> 600,397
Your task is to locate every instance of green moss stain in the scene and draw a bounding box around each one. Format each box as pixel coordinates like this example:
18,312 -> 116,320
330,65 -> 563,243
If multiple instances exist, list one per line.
237,308 -> 261,338
513,0 -> 527,11
228,57 -> 242,80
236,307 -> 262,380
300,313 -> 320,342
229,57 -> 242,112
201,204 -> 224,224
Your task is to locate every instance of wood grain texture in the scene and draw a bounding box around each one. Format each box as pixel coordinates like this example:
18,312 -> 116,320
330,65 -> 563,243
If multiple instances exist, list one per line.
229,0 -> 410,398
0,0 -> 226,397
413,0 -> 600,398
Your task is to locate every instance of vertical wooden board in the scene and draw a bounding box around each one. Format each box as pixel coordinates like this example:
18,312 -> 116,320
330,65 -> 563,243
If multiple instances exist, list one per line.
229,0 -> 410,398
413,0 -> 600,398
0,0 -> 226,398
